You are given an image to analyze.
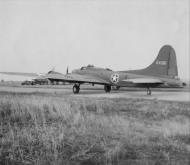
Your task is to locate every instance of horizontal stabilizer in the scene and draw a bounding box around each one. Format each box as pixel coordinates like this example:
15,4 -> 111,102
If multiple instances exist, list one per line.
122,78 -> 163,84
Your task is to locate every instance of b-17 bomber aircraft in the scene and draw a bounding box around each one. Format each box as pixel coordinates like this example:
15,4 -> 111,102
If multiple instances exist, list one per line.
44,45 -> 186,95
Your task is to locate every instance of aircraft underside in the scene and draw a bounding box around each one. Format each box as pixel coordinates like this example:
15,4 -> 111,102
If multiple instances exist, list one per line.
72,83 -> 155,95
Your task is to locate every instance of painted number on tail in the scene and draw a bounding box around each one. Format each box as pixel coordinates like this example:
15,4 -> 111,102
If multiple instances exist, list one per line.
156,60 -> 167,65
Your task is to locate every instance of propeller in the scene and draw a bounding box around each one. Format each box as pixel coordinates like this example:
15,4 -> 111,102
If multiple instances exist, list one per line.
66,66 -> 69,74
51,66 -> 55,72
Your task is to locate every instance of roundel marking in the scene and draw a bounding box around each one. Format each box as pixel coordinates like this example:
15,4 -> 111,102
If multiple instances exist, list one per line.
110,73 -> 119,84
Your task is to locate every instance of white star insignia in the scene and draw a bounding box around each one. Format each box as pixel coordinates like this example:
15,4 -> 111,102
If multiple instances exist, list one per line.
111,73 -> 119,83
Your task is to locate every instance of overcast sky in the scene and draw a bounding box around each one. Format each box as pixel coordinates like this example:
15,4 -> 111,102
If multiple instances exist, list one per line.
0,0 -> 189,80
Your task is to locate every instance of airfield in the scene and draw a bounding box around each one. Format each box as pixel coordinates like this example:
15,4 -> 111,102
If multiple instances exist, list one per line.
0,83 -> 190,165
0,84 -> 189,102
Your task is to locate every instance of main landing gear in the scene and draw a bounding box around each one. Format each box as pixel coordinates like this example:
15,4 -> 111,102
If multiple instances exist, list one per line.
116,86 -> 120,90
147,87 -> 151,95
112,86 -> 120,90
73,84 -> 80,94
104,85 -> 111,93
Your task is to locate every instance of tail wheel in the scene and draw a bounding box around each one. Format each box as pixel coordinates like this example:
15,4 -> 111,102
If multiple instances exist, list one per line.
104,85 -> 111,93
73,84 -> 80,94
147,88 -> 151,95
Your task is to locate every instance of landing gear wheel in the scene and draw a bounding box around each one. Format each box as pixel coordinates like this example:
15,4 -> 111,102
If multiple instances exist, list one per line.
112,86 -> 120,90
73,84 -> 80,94
147,88 -> 151,95
116,86 -> 120,90
104,85 -> 111,93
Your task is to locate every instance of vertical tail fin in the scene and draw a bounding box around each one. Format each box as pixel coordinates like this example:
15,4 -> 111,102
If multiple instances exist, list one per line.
128,45 -> 178,78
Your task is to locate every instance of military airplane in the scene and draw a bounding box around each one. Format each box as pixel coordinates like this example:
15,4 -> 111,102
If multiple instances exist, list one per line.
43,45 -> 185,95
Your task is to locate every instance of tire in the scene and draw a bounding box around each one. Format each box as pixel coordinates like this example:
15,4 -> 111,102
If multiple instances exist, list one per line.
147,88 -> 151,95
73,84 -> 80,94
116,86 -> 120,90
104,85 -> 111,93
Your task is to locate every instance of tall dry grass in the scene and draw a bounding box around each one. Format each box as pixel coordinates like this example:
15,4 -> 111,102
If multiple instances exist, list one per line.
0,92 -> 190,165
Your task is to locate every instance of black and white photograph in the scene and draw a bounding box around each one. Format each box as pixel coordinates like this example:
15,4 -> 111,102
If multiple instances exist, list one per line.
0,0 -> 189,164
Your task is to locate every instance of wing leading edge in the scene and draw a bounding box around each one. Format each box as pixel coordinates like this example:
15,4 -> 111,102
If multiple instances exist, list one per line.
46,73 -> 110,85
0,72 -> 38,77
122,77 -> 163,84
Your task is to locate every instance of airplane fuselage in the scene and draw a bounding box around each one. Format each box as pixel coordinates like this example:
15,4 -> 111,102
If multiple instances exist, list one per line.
72,66 -> 183,88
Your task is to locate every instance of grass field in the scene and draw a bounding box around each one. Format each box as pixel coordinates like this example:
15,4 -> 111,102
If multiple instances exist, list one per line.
0,90 -> 190,165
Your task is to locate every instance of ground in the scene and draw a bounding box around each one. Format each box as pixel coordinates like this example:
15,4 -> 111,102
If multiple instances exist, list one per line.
0,85 -> 190,165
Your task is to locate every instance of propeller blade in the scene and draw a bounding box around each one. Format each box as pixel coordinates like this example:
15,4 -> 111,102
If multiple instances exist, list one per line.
66,66 -> 69,74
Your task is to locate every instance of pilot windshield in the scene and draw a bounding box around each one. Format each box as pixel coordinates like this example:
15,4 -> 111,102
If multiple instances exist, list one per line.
80,67 -> 87,70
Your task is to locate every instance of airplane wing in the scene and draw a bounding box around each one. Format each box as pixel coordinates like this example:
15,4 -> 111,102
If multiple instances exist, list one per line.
45,73 -> 110,85
122,78 -> 163,84
0,72 -> 38,77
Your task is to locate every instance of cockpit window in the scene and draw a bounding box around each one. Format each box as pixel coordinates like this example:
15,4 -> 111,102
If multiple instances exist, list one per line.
80,65 -> 112,71
87,64 -> 94,67
80,67 -> 87,70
